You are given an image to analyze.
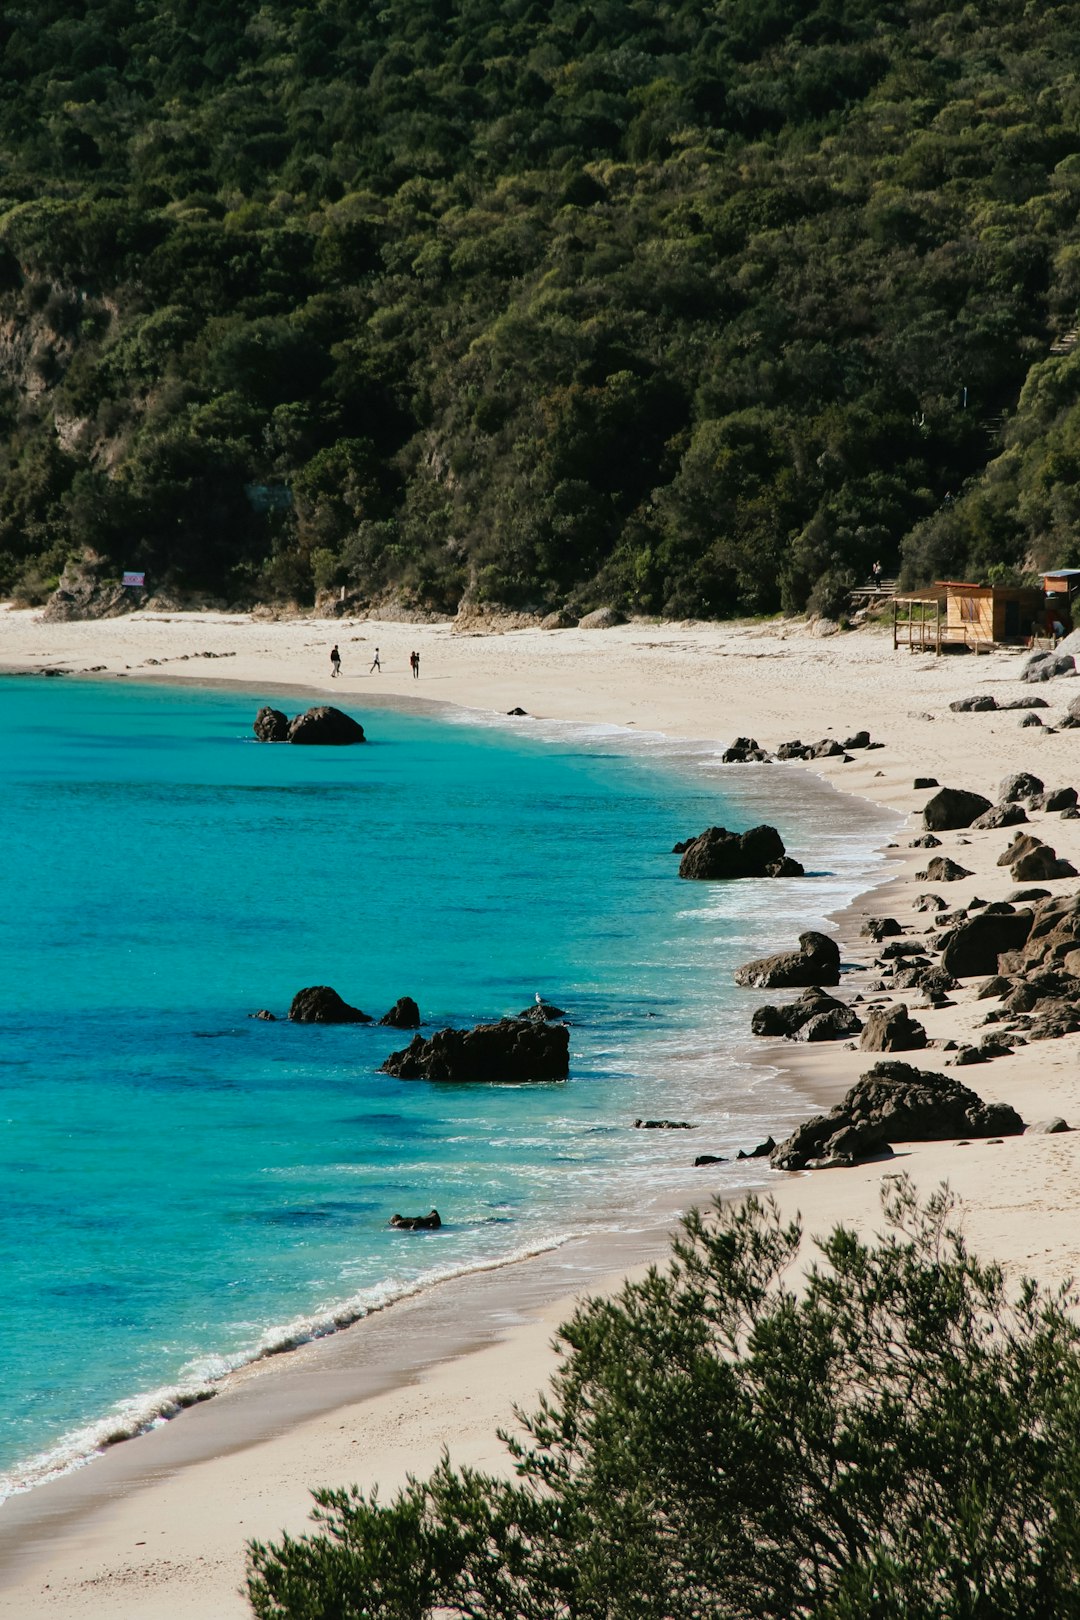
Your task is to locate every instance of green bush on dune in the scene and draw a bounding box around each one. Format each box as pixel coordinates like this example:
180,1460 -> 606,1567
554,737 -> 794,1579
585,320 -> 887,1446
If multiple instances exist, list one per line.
246,1178 -> 1080,1619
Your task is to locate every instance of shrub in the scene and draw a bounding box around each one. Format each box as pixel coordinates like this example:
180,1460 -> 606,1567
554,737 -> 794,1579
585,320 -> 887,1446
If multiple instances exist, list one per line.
247,1179 -> 1080,1619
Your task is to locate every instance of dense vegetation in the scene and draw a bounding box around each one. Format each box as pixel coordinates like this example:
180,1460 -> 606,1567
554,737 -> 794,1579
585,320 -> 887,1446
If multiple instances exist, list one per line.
246,1180 -> 1080,1618
4,0 -> 1080,614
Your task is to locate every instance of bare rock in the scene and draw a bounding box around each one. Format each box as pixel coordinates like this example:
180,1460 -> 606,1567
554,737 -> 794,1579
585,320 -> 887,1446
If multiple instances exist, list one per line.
860,917 -> 903,941
381,1018 -> 569,1082
917,856 -> 974,882
859,1003 -> 928,1052
914,893 -> 947,912
254,706 -> 289,742
1021,649 -> 1076,683
734,931 -> 841,989
379,996 -> 421,1029
922,787 -> 993,831
389,1209 -> 441,1230
287,707 -> 367,745
913,777 -> 939,789
289,986 -> 372,1024
909,834 -> 942,848
578,607 -> 625,629
972,802 -> 1028,831
1024,1118 -> 1071,1134
678,824 -> 803,880
937,911 -> 1034,978
1031,786 -> 1079,813
949,695 -> 997,713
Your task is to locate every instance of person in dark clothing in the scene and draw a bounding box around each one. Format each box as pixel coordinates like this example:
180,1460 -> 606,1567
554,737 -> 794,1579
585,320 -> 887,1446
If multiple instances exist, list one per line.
330,644 -> 341,678
370,646 -> 381,673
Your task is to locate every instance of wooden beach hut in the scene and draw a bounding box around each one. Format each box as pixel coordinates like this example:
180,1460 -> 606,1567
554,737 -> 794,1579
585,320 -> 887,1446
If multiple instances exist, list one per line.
893,581 -> 1043,653
1043,568 -> 1080,633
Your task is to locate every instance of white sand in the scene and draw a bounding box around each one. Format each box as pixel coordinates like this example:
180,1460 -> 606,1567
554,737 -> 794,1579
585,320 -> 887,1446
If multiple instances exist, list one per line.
4,606 -> 1080,1616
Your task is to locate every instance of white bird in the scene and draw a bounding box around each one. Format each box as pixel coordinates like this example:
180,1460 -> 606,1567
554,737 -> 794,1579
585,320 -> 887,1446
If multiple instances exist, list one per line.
535,992 -> 542,1005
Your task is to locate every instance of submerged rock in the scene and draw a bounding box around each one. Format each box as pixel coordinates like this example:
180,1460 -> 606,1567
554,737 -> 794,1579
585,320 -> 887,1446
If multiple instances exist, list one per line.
389,1209 -> 441,1230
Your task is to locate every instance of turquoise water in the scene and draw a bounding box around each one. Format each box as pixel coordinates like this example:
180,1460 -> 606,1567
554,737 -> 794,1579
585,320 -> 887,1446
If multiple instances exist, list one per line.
0,676 -> 890,1493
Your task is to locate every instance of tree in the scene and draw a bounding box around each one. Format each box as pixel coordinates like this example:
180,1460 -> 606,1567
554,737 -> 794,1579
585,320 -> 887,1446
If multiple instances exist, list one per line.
246,1178 -> 1080,1619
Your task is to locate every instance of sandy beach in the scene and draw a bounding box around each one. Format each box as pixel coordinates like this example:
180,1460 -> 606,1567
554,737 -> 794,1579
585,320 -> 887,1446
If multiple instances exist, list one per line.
4,605 -> 1080,1616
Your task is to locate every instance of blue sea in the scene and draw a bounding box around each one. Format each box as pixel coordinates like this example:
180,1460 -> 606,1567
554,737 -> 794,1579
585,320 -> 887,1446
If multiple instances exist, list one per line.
0,676 -> 892,1495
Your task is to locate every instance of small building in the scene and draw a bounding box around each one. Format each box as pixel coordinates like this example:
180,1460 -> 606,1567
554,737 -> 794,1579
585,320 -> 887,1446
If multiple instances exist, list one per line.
893,581 -> 1044,653
1043,568 -> 1080,632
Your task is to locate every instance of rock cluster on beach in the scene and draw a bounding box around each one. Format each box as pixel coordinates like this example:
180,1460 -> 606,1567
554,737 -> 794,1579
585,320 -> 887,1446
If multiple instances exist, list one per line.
254,705 -> 367,744
770,1061 -> 1024,1171
674,823 -> 803,879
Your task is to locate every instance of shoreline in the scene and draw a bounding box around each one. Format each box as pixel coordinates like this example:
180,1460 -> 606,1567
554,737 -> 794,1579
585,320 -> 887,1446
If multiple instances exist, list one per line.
5,607 -> 1080,1616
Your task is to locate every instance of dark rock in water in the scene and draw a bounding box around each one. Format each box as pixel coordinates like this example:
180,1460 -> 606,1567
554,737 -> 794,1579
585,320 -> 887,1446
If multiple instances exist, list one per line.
1031,786 -> 1079,812
694,1154 -> 726,1166
389,1209 -> 441,1230
937,910 -> 1034,978
971,802 -> 1028,831
250,1009 -> 277,1021
382,1018 -> 569,1082
844,731 -> 871,749
917,856 -> 974,882
913,777 -> 940,789
677,824 -> 803,880
734,931 -> 841,989
289,985 -> 372,1024
287,706 -> 367,745
861,917 -> 902,941
518,1000 -> 567,1023
634,1118 -> 694,1129
672,839 -> 692,853
922,786 -> 993,831
770,1059 -> 1024,1170
909,834 -> 942,849
379,996 -> 421,1030
949,695 -> 997,713
859,1003 -> 927,1052
999,770 -> 1044,803
736,1135 -> 776,1160
254,706 -> 289,742
507,707 -> 529,716
914,893 -> 947,912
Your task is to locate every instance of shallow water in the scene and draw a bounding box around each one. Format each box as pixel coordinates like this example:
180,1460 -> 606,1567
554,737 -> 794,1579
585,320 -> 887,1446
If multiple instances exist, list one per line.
0,677 -> 893,1493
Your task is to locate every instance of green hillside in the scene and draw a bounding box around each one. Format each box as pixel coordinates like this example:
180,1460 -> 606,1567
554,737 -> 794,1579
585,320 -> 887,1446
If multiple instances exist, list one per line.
2,0 -> 1080,616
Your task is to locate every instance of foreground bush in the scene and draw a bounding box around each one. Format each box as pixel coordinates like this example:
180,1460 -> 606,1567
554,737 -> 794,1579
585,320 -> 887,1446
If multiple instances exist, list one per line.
247,1179 -> 1080,1618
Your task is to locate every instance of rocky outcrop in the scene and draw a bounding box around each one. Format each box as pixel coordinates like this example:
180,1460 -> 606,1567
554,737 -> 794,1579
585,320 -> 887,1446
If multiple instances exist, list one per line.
860,917 -> 902,941
770,1060 -> 1024,1170
858,1003 -> 927,1052
517,999 -> 567,1023
41,551 -> 145,622
949,695 -> 997,713
998,891 -> 1080,977
578,607 -> 625,629
750,987 -> 859,1040
677,824 -> 803,880
287,706 -> 367,745
1031,787 -> 1079,812
937,910 -> 1034,978
914,893 -> 947,912
254,706 -> 289,742
379,996 -> 421,1029
922,787 -> 993,831
381,1018 -> 569,1082
918,856 -> 973,882
390,1209 -> 441,1230
734,931 -> 841,989
721,737 -> 772,763
289,986 -> 372,1023
997,833 -> 1078,882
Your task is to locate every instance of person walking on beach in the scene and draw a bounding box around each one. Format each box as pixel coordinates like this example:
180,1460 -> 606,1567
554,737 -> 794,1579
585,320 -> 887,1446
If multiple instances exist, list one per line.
330,644 -> 341,678
410,649 -> 420,679
370,646 -> 381,674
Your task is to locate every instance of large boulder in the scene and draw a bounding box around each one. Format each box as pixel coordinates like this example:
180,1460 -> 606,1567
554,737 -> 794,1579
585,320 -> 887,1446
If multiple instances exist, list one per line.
858,1003 -> 927,1052
577,607 -> 625,629
381,1018 -> 569,1082
937,911 -> 1034,978
922,786 -> 993,831
1005,839 -> 1078,883
721,737 -> 772,763
971,802 -> 1028,830
770,1060 -> 1024,1170
860,917 -> 903,941
379,996 -> 421,1029
734,931 -> 841,989
254,706 -> 289,742
999,770 -> 1044,802
289,985 -> 372,1023
287,706 -> 367,745
678,824 -> 803,880
1031,786 -> 1079,812
949,695 -> 997,713
997,891 -> 1080,977
1021,650 -> 1076,683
